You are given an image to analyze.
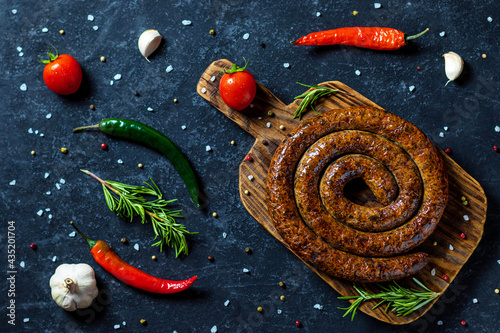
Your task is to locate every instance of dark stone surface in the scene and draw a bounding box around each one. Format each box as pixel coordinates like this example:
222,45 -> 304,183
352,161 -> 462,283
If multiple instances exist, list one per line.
1,0 -> 499,332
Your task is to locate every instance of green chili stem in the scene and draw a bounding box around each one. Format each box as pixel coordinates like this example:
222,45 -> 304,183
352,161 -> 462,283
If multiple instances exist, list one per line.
406,28 -> 429,41
70,221 -> 97,250
73,124 -> 100,132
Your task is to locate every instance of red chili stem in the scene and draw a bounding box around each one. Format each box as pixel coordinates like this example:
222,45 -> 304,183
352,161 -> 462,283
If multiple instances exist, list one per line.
70,221 -> 197,294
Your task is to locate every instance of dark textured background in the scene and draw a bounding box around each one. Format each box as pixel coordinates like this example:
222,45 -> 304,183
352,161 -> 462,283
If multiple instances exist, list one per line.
1,0 -> 499,332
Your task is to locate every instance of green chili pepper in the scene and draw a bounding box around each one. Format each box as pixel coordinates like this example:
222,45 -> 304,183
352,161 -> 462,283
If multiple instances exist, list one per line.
73,118 -> 200,207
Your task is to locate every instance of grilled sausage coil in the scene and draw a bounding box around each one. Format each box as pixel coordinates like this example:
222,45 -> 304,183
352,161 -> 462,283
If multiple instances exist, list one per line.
266,107 -> 448,282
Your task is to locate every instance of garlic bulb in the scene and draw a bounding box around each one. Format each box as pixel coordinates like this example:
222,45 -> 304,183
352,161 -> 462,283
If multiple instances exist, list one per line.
138,29 -> 162,61
443,52 -> 464,86
50,263 -> 98,311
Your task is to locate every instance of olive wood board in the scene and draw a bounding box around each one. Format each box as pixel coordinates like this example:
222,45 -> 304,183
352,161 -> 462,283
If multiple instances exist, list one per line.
197,59 -> 487,325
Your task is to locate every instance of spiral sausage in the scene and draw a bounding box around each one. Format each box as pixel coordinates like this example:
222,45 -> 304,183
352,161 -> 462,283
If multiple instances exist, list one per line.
266,107 -> 448,282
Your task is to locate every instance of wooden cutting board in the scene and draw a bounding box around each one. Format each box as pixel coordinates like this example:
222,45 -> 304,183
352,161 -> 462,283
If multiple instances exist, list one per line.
197,59 -> 487,325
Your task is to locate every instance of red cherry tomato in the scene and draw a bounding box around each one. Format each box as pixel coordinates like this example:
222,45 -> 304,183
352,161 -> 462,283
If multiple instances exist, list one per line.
40,46 -> 82,95
219,60 -> 256,111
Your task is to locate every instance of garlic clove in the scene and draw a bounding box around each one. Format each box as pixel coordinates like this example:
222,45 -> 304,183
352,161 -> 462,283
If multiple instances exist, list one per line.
443,51 -> 464,86
138,29 -> 162,61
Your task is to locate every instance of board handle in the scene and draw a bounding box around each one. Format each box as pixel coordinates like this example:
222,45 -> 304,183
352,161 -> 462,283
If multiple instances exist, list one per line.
197,59 -> 291,142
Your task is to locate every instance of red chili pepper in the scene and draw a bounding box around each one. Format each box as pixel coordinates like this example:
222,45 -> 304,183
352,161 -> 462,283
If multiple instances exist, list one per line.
292,27 -> 429,50
70,222 -> 197,294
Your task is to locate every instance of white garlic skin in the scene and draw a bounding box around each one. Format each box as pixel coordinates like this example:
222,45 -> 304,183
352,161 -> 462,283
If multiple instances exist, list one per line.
50,263 -> 99,311
443,51 -> 464,85
138,29 -> 162,61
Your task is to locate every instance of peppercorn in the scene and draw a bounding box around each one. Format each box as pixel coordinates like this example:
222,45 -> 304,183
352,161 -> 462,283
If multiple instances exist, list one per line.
100,56 -> 106,62
352,10 -> 358,16
433,241 -> 437,246
231,140 -> 235,146
262,139 -> 268,145
212,212 -> 218,218
280,295 -> 286,301
173,98 -> 178,103
90,104 -> 95,110
279,281 -> 285,288
257,306 -> 263,313
494,145 -> 499,152
443,274 -> 448,280
59,30 -> 65,35
280,125 -> 285,130
152,255 -> 157,260
482,54 -> 487,59
140,319 -> 147,326
59,147 -> 68,154
121,237 -> 127,244
138,163 -> 143,168
444,148 -> 451,154
208,255 -> 214,261
31,150 -> 36,156
246,155 -> 253,162
101,143 -> 107,150
495,289 -> 499,294
209,29 -> 215,35
417,65 -> 422,70
268,110 -> 274,116
461,320 -> 467,326
460,232 -> 466,239
260,42 -> 266,48
245,247 -> 251,254
461,196 -> 467,202
244,190 -> 250,195
295,320 -> 301,327
30,243 -> 37,250
463,200 -> 468,206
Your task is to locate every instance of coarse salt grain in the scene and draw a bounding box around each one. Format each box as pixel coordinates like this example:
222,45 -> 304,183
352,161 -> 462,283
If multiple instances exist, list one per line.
495,125 -> 500,132
431,268 -> 436,276
55,183 -> 61,190
48,214 -> 53,219
9,180 -> 16,186
52,256 -> 58,262
34,130 -> 39,135
37,210 -> 44,216
374,3 -> 381,9
39,133 -> 44,137
44,172 -> 50,179
473,298 -> 478,303
211,326 -> 218,333
166,65 -> 173,73
46,113 -> 52,119
487,17 -> 493,22
222,232 -> 227,239
114,324 -> 120,329
201,87 -> 207,94
114,74 -> 122,80
147,107 -> 154,112
19,52 -> 24,57
316,12 -> 321,17
266,122 -> 271,128
409,85 -> 415,92
93,25 -> 99,31
42,27 -> 49,33
243,33 -> 250,40
20,83 -> 27,91
439,31 -> 446,37
12,9 -> 17,14
46,191 -> 51,196
439,132 -> 445,138
497,259 -> 500,265
117,159 -> 124,164
28,128 -> 33,133
206,145 -> 212,152
248,175 -> 254,181
134,243 -> 140,251
87,14 -> 95,21
463,215 -> 469,221
17,46 -> 22,52
181,125 -> 186,130
443,126 -> 448,131
20,261 -> 25,268
45,208 -> 51,212
59,178 -> 66,184
242,268 -> 250,273
224,300 -> 230,307
277,309 -> 283,314
23,318 -> 29,323
283,63 -> 290,68
313,304 -> 324,310
449,244 -> 454,251
437,320 -> 443,325
210,76 -> 216,82
69,231 -> 76,238
355,70 -> 361,76
110,80 -> 114,85
182,20 -> 192,26
122,322 -> 126,326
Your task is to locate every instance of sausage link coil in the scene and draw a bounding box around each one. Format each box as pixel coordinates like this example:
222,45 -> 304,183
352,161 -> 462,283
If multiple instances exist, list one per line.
266,107 -> 448,282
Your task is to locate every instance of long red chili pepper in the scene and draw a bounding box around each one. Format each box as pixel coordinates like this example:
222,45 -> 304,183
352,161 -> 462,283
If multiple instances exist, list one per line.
292,27 -> 429,50
70,221 -> 197,294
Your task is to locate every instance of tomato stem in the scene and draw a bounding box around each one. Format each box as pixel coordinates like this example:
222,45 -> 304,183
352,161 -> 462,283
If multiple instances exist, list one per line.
220,58 -> 249,75
38,44 -> 59,64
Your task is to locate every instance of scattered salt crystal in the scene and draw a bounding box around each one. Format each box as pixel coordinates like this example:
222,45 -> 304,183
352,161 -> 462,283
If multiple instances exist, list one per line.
463,215 -> 469,221
117,159 -> 124,164
28,128 -> 33,133
242,268 -> 250,274
46,113 -> 52,119
40,133 -> 44,137
210,75 -> 216,82
313,304 -> 324,310
443,126 -> 448,131
224,300 -> 230,307
211,326 -> 218,333
12,9 -> 17,14
266,122 -> 271,128
87,14 -> 95,21
439,31 -> 446,37
201,87 -> 207,94
258,117 -> 262,120
439,132 -> 445,138
473,298 -> 478,303
316,12 -> 321,17
497,259 -> 500,265
45,191 -> 51,196
249,104 -> 254,108
55,183 -> 61,190
114,324 -> 120,329
431,268 -> 436,276
37,210 -> 44,216
181,125 -> 186,130
206,145 -> 212,152
283,63 -> 290,68
59,178 -> 66,184
9,180 -> 16,186
182,20 -> 192,26
20,261 -> 25,268
449,244 -> 454,251
166,65 -> 173,73
222,232 -> 227,238
69,231 -> 76,238
93,25 -> 99,31
52,256 -> 58,262
34,130 -> 39,135
122,321 -> 126,326
277,309 -> 282,314
19,52 -> 24,57
355,70 -> 361,76
114,74 -> 122,80
495,125 -> 500,132
487,17 -> 493,22
437,320 -> 443,325
44,172 -> 50,179
23,318 -> 29,323
42,27 -> 49,33
45,208 -> 50,212
20,83 -> 27,91
110,80 -> 114,86
409,85 -> 415,92
48,214 -> 53,219
248,175 -> 254,181
374,3 -> 381,9
243,33 -> 250,40
17,46 -> 22,52
147,107 -> 154,112
134,243 -> 140,251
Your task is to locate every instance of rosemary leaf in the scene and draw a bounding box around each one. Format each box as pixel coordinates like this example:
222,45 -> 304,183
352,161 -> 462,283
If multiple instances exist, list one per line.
293,82 -> 345,120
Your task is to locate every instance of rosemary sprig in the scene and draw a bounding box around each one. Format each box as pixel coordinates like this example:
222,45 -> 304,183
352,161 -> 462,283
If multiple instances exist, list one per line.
338,278 -> 440,321
81,170 -> 197,257
293,82 -> 345,120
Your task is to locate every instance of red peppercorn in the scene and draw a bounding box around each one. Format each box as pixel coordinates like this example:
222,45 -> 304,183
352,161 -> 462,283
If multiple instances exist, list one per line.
101,143 -> 108,150
295,320 -> 301,327
417,65 -> 422,71
443,274 -> 448,280
461,320 -> 467,326
444,148 -> 451,154
494,145 -> 498,152
460,232 -> 466,239
246,155 -> 253,162
30,243 -> 37,250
